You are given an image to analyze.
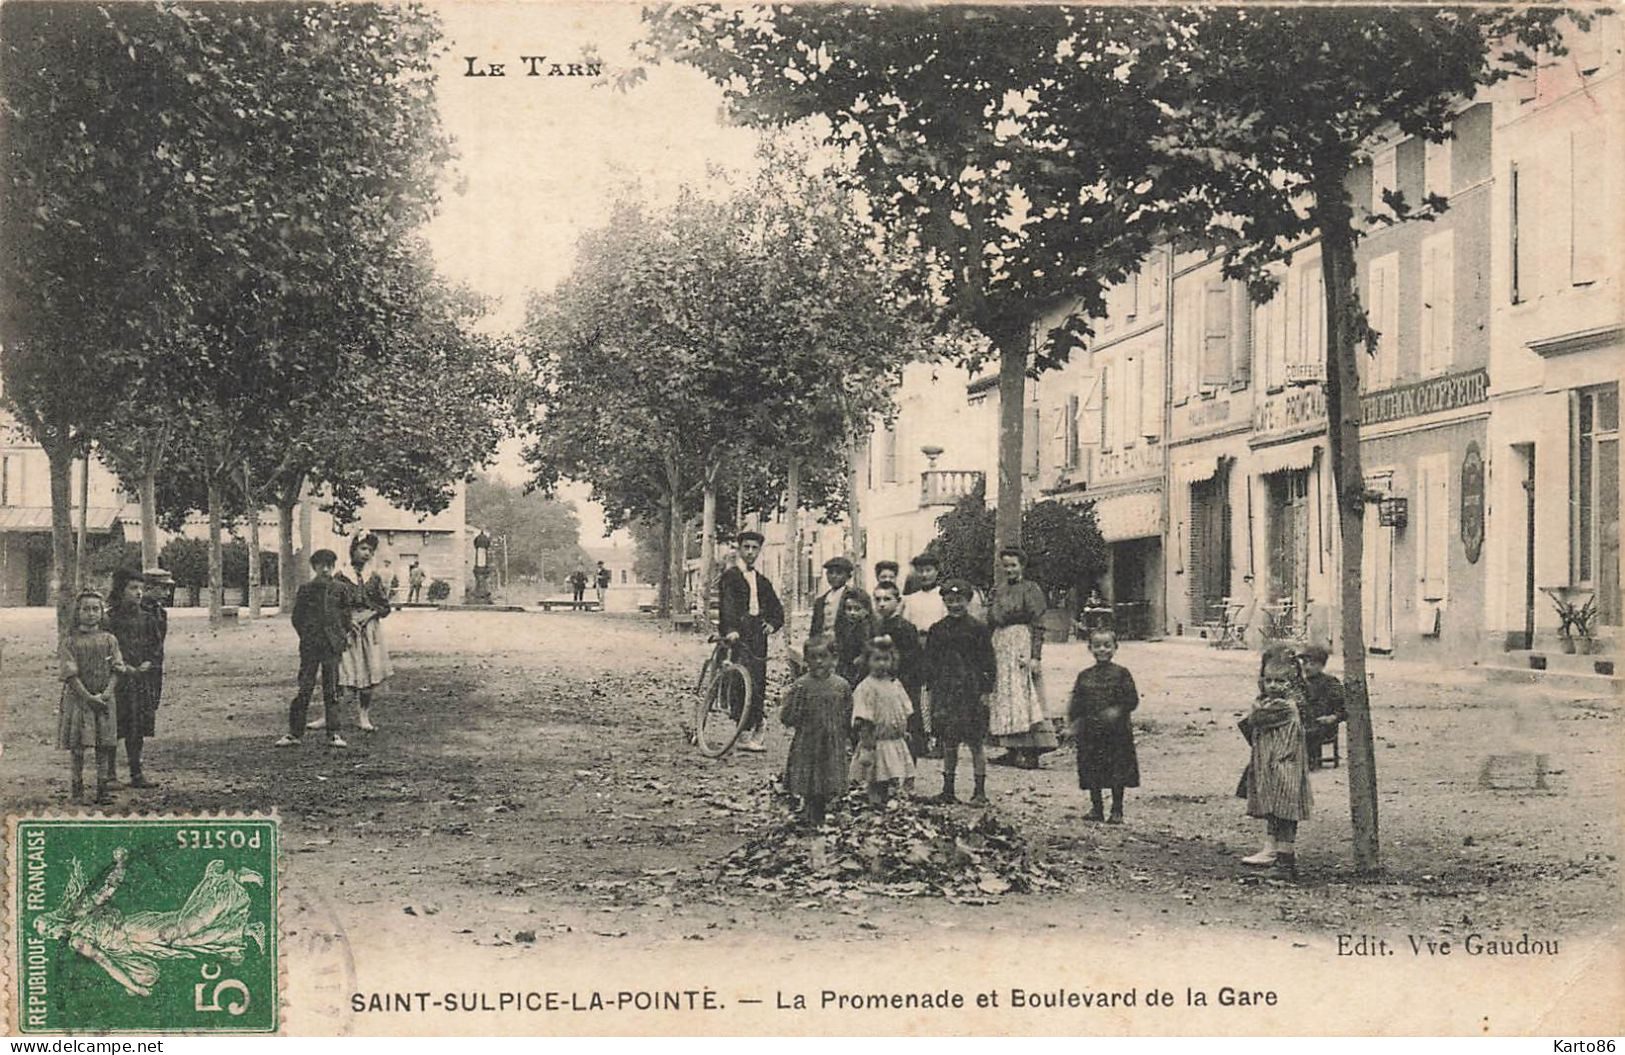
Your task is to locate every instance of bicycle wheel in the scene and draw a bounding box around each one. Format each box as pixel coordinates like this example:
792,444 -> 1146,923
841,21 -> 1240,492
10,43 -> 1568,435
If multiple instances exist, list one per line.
695,662 -> 754,758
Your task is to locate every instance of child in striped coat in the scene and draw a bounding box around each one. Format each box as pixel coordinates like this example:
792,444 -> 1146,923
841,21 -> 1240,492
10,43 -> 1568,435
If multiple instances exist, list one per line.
1240,651 -> 1313,878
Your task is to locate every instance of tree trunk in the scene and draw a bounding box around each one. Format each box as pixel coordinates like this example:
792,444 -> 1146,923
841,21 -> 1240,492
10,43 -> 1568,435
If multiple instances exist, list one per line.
74,454 -> 89,593
993,326 -> 1030,566
1318,182 -> 1380,874
243,463 -> 261,620
139,469 -> 160,569
277,495 -> 299,618
46,444 -> 76,636
847,433 -> 864,588
700,459 -> 719,628
663,448 -> 686,619
657,496 -> 674,619
785,455 -> 802,624
207,477 -> 224,626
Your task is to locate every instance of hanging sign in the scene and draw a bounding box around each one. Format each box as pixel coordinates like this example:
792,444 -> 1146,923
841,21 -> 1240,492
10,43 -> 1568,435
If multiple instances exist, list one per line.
1461,441 -> 1485,564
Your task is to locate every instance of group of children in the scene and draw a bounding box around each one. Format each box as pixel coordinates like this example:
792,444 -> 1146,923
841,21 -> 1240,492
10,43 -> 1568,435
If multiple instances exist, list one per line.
52,532 -> 397,803
54,568 -> 171,804
776,552 -> 1350,882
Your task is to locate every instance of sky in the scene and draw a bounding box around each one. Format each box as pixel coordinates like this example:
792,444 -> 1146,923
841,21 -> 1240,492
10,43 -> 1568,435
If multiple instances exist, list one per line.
421,3 -> 763,541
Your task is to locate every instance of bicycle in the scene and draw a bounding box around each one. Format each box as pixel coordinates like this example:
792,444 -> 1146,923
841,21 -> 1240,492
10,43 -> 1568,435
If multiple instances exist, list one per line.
690,634 -> 756,758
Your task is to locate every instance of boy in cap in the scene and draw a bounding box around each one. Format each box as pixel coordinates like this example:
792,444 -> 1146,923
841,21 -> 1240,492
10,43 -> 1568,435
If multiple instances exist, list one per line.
1296,643 -> 1346,769
810,555 -> 854,639
921,579 -> 996,805
717,530 -> 784,752
278,549 -> 351,748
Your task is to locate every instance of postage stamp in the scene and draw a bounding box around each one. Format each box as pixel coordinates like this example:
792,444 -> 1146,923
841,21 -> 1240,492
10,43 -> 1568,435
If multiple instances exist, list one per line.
6,815 -> 279,1035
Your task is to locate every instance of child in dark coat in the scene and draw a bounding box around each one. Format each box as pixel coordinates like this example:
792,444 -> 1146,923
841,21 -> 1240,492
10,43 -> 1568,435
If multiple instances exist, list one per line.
870,581 -> 924,759
833,588 -> 875,688
1296,643 -> 1347,769
780,635 -> 852,827
1068,627 -> 1140,823
922,580 -> 996,805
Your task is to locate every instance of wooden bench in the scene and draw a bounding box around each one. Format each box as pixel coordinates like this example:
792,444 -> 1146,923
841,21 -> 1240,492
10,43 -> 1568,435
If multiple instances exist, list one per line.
536,599 -> 602,612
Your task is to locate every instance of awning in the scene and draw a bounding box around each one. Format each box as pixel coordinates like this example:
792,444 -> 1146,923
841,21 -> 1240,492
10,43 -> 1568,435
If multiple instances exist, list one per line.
0,507 -> 124,534
1250,441 -> 1320,477
1174,455 -> 1226,487
1093,490 -> 1163,542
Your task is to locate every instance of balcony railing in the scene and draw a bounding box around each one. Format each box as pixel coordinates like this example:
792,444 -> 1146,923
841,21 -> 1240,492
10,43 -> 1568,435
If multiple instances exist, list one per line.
920,469 -> 985,507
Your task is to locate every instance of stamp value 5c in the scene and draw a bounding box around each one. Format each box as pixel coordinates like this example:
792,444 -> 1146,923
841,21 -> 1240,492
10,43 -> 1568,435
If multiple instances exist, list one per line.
8,816 -> 279,1034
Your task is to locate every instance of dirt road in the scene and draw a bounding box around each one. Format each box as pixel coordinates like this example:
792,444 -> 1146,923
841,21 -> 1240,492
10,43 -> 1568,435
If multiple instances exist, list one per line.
2,608 -> 1618,953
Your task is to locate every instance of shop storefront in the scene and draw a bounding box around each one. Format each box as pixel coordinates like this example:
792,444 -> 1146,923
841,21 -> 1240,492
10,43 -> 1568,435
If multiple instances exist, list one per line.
1246,385 -> 1334,649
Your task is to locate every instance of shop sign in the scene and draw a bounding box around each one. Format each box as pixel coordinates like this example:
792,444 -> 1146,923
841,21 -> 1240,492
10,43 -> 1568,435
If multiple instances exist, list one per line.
1252,385 -> 1326,442
1460,441 -> 1485,564
1092,443 -> 1161,483
1360,367 -> 1489,426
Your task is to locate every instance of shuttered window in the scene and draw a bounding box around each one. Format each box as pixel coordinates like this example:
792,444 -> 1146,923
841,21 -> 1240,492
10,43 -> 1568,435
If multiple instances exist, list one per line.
1065,393 -> 1081,468
1078,373 -> 1102,448
1420,231 -> 1454,376
1024,404 -> 1041,477
1201,282 -> 1231,390
1367,253 -> 1399,388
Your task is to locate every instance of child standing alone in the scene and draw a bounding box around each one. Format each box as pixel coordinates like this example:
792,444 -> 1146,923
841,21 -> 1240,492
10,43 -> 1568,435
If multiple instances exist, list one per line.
1241,653 -> 1314,878
850,636 -> 916,804
780,635 -> 852,828
1067,628 -> 1140,824
922,580 -> 996,806
57,591 -> 125,804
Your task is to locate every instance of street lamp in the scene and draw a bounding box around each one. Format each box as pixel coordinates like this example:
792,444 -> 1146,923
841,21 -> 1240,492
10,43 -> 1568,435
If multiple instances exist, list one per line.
472,529 -> 492,604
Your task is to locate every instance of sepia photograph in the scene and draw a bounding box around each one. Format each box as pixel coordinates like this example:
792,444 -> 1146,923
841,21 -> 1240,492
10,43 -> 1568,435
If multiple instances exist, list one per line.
1,0 -> 1621,1037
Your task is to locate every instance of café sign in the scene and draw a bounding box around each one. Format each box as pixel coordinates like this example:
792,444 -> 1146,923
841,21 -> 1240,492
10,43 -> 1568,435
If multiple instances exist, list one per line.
1361,367 -> 1489,426
1252,385 -> 1326,442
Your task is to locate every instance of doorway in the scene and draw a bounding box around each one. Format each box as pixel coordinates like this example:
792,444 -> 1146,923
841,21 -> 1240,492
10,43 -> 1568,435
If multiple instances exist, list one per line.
1515,443 -> 1536,650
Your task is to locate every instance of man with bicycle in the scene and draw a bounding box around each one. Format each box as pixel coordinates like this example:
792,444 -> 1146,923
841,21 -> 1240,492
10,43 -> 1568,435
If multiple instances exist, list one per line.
717,530 -> 784,753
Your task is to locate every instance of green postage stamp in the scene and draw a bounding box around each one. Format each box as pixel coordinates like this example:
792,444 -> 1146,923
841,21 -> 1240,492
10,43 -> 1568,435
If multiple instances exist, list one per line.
7,816 -> 279,1034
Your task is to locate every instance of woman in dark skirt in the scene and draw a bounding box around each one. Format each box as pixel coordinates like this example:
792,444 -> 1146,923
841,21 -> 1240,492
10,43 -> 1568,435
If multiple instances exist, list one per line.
106,567 -> 163,789
1068,627 -> 1140,823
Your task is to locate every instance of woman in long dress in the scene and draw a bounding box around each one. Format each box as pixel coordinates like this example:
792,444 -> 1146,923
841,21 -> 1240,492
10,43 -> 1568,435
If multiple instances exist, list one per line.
986,546 -> 1058,769
313,531 -> 393,733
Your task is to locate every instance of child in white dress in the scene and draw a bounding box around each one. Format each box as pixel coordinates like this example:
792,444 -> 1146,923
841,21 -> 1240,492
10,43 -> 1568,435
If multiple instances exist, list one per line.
850,636 -> 916,804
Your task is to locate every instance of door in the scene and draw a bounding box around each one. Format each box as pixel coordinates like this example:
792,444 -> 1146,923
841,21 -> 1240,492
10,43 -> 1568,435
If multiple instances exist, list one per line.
1189,473 -> 1231,622
25,540 -> 50,606
1362,473 -> 1395,652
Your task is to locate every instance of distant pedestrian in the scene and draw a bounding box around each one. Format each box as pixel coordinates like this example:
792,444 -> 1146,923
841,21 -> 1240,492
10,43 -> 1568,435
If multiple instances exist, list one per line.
1239,652 -> 1313,879
279,549 -> 350,749
922,580 -> 995,805
569,566 -> 588,607
107,568 -> 162,789
779,635 -> 851,828
1068,627 -> 1140,824
850,636 -> 915,805
57,591 -> 123,804
408,562 -> 425,604
1296,643 -> 1347,769
595,561 -> 611,607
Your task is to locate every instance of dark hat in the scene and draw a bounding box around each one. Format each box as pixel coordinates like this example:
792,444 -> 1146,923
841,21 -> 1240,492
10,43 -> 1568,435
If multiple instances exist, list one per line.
823,556 -> 853,572
141,567 -> 174,585
940,578 -> 975,599
874,559 -> 899,574
736,530 -> 765,544
310,548 -> 339,567
910,552 -> 940,568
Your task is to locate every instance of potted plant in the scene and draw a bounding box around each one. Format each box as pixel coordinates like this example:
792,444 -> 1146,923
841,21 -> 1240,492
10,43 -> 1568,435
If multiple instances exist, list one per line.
1543,589 -> 1597,654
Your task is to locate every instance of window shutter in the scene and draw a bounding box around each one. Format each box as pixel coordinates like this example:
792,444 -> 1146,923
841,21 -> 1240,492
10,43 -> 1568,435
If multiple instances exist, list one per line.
1025,404 -> 1040,476
1425,136 -> 1453,200
1418,458 -> 1449,601
1099,365 -> 1113,448
1231,285 -> 1252,386
1201,283 -> 1231,389
1140,347 -> 1163,440
1421,232 -> 1454,375
1078,373 -> 1102,446
1065,393 -> 1081,467
1572,130 -> 1606,286
1048,401 -> 1069,469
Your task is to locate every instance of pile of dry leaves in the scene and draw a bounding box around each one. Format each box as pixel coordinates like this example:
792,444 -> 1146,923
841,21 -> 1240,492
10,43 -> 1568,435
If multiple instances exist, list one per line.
717,788 -> 1066,902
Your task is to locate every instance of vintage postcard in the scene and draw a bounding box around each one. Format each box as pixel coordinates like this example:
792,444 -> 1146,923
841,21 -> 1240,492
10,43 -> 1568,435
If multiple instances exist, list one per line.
1,0 -> 1622,1038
